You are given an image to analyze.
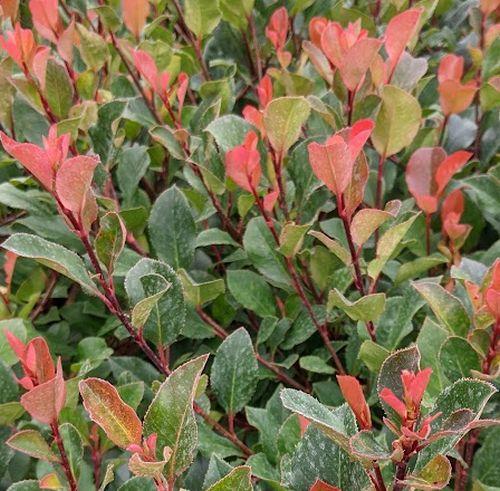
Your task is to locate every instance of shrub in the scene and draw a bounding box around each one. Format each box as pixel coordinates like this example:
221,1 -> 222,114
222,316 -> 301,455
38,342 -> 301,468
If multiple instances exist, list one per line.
0,0 -> 498,490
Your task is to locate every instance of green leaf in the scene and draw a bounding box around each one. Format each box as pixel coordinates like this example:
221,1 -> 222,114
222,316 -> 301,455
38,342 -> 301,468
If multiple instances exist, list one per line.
195,228 -> 239,248
59,423 -> 84,479
403,454 -> 451,489
278,223 -> 310,258
148,186 -> 196,270
125,259 -> 186,347
0,402 -> 24,425
263,97 -> 311,155
395,254 -> 448,285
280,390 -> 354,451
243,217 -> 291,291
45,59 -> 74,119
0,319 -> 27,366
299,356 -> 334,374
219,0 -> 254,29
6,430 -> 59,462
149,126 -> 185,160
377,346 -> 420,420
439,337 -> 481,382
79,377 -> 142,449
227,270 -> 276,317
211,328 -> 259,414
0,361 -> 18,404
471,427 -> 500,486
281,418 -> 370,490
359,341 -> 390,373
95,212 -> 126,274
131,275 -> 171,329
415,379 -> 496,470
412,282 -> 470,337
143,355 -> 208,480
372,85 -> 422,157
327,289 -> 386,323
367,214 -> 418,280
308,230 -> 351,265
185,0 -> 221,38
349,430 -> 392,461
2,234 -> 97,294
117,146 -> 151,203
6,481 -> 43,491
207,466 -> 253,491
205,115 -> 253,153
178,269 -> 225,306
77,24 -> 109,70
351,208 -> 393,247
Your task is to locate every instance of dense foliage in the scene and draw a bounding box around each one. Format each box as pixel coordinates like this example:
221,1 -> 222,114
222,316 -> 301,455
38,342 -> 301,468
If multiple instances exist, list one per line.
0,0 -> 499,490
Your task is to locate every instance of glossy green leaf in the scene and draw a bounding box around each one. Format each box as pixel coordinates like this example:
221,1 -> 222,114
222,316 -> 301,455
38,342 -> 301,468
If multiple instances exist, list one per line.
95,212 -> 126,274
45,59 -> 74,119
185,0 -> 221,38
211,328 -> 259,414
207,466 -> 253,491
227,270 -> 276,317
178,269 -> 225,306
439,337 -> 481,382
6,430 -> 59,462
328,289 -> 386,322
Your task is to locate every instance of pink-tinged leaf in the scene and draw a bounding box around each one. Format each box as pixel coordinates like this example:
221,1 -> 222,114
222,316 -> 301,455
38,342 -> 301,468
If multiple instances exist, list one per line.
438,54 -> 463,83
257,75 -> 273,108
263,187 -> 279,213
243,105 -> 264,133
7,429 -> 59,462
39,472 -> 62,490
265,6 -> 288,52
176,72 -> 189,116
308,136 -> 350,196
347,119 -> 374,161
55,155 -> 98,214
343,153 -> 369,219
337,375 -> 372,429
5,330 -> 26,365
310,479 -> 341,491
31,46 -> 50,91
132,49 -> 159,92
485,261 -> 500,318
0,23 -> 37,70
3,251 -> 17,293
385,9 -> 423,77
79,377 -> 142,449
320,22 -> 343,67
57,19 -> 76,64
441,189 -> 470,242
403,368 -> 432,407
435,150 -> 472,195
298,415 -> 310,436
302,40 -> 334,85
405,147 -> 446,214
480,0 -> 500,15
20,359 -> 66,424
340,37 -> 382,91
379,387 -> 406,420
122,0 -> 150,38
0,132 -> 54,190
25,337 -> 55,384
309,16 -> 328,47
438,80 -> 477,115
29,0 -> 60,43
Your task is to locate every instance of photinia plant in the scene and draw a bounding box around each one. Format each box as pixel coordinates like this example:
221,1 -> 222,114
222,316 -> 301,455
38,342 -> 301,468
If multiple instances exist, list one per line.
0,0 -> 498,490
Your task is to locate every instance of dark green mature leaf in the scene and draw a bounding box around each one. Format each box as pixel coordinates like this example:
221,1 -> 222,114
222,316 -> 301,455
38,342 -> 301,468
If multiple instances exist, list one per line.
2,234 -> 97,293
413,282 -> 470,337
211,328 -> 259,414
149,186 -> 196,270
472,427 -> 500,486
143,355 -> 208,480
117,146 -> 151,203
227,270 -> 276,317
439,337 -> 481,382
206,466 -> 253,491
281,415 -> 370,491
205,115 -> 252,152
45,59 -> 74,119
243,217 -> 291,291
95,212 -> 126,274
59,423 -> 84,479
327,289 -> 386,322
377,346 -> 420,420
125,259 -> 186,346
0,362 -> 18,405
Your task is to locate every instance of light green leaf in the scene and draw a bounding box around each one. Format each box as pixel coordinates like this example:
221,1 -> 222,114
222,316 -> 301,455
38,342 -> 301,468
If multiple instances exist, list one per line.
149,126 -> 184,160
60,423 -> 84,480
359,341 -> 390,372
95,212 -> 126,274
372,85 -> 422,157
227,270 -> 276,317
299,356 -> 334,374
211,328 -> 259,414
309,230 -> 351,265
328,289 -> 386,323
143,355 -> 208,480
149,186 -> 196,270
219,0 -> 254,29
45,59 -> 73,119
205,115 -> 252,152
207,466 -> 253,491
263,97 -> 310,155
0,402 -> 24,425
125,259 -> 186,347
178,269 -> 225,306
77,24 -> 109,70
351,208 -> 392,247
195,229 -> 239,248
185,0 -> 221,38
278,223 -> 310,258
6,430 -> 59,462
412,282 -> 470,337
2,234 -> 97,294
131,275 -> 171,329
367,214 -> 418,280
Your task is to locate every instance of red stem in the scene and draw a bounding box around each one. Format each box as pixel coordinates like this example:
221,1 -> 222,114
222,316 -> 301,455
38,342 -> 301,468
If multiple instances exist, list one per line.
51,422 -> 78,491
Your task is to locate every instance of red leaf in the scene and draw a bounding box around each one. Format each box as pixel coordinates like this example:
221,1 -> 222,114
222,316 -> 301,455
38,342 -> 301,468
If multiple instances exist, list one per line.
0,23 -> 37,71
438,54 -> 464,83
132,49 -> 159,92
0,131 -> 54,190
380,387 -> 407,420
257,75 -> 273,108
176,72 -> 189,116
435,150 -> 472,195
3,251 -> 17,293
438,79 -> 477,116
486,260 -> 500,318
441,189 -> 470,241
347,119 -> 374,162
29,0 -> 60,43
57,20 -> 77,65
26,337 -> 55,385
123,0 -> 150,38
337,375 -> 372,429
20,359 -> 66,424
298,415 -> 310,436
310,479 -> 341,491
243,105 -> 264,133
265,6 -> 288,52
401,368 -> 432,408
309,16 -> 328,47
480,0 -> 500,15
384,8 -> 423,77
225,132 -> 261,193
263,187 -> 279,213
0,0 -> 19,21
